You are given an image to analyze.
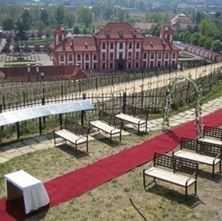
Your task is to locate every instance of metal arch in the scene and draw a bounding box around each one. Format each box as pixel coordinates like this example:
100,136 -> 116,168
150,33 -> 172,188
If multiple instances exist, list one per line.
162,75 -> 203,137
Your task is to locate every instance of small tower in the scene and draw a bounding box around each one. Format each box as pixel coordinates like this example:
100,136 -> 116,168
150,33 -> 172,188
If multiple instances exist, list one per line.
54,26 -> 66,47
160,26 -> 173,44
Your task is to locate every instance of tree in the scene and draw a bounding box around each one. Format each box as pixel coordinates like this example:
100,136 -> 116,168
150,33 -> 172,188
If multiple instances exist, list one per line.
77,7 -> 92,28
64,11 -> 75,28
21,9 -> 32,30
40,9 -> 49,26
73,26 -> 80,34
55,6 -> 64,25
2,18 -> 14,30
212,40 -> 222,52
14,21 -> 27,58
203,39 -> 212,49
190,33 -> 201,45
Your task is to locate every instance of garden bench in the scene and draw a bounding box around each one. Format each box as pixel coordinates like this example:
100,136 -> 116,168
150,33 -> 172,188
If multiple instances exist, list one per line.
198,126 -> 222,145
143,153 -> 198,199
54,119 -> 89,153
173,137 -> 222,177
115,105 -> 149,133
89,111 -> 122,143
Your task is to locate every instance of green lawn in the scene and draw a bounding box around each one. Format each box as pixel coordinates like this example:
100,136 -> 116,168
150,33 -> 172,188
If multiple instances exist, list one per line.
0,129 -> 222,221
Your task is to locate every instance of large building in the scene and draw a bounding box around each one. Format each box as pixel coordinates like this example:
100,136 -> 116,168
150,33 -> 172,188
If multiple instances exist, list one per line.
171,14 -> 193,29
53,22 -> 180,72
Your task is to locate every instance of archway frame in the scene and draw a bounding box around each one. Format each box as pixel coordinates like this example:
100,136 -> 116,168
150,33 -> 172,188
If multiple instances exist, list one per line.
162,76 -> 203,137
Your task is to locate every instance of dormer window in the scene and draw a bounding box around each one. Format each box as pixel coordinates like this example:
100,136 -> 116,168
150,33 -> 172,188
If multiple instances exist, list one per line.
118,31 -> 123,38
85,42 -> 88,49
105,31 -> 110,38
150,42 -> 153,48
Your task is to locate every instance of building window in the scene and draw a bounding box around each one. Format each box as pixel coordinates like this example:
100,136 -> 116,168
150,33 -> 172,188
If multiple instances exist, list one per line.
136,62 -> 139,68
93,63 -> 97,69
85,54 -> 89,61
119,52 -> 123,59
150,61 -> 153,67
69,54 -> 72,61
136,52 -> 139,60
60,54 -> 64,61
143,62 -> 146,68
85,64 -> 89,70
102,53 -> 106,61
158,61 -> 161,67
165,61 -> 168,66
102,43 -> 106,49
119,42 -> 123,49
143,53 -> 147,59
165,53 -> 169,59
77,54 -> 81,61
128,42 -> 132,49
110,43 -> 114,49
110,52 -> 114,60
128,62 -> 131,69
102,63 -> 106,70
110,63 -> 113,69
172,61 -> 175,66
158,53 -> 161,59
136,43 -> 140,49
172,53 -> 176,59
128,52 -> 132,59
93,54 -> 97,60
151,53 -> 154,59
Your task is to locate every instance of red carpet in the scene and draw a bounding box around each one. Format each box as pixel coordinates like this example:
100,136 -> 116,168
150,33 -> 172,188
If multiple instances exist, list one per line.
1,108 -> 222,221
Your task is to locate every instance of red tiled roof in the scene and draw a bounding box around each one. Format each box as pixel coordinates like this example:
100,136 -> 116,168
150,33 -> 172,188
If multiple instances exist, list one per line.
143,37 -> 180,51
94,22 -> 145,39
73,36 -> 97,52
54,36 -> 97,52
0,65 -> 86,81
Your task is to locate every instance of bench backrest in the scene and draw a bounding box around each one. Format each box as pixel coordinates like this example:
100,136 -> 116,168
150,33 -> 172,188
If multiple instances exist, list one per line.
181,137 -> 198,152
154,152 -> 198,176
64,119 -> 88,136
99,110 -> 122,128
198,140 -> 222,157
203,126 -> 222,140
123,105 -> 149,121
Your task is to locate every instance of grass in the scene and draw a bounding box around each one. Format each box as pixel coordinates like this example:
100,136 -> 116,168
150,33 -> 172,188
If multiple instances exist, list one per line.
0,129 -> 222,220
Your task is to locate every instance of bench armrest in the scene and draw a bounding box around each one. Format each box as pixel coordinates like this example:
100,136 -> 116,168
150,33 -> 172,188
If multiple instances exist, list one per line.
185,171 -> 197,187
213,153 -> 222,165
74,135 -> 88,145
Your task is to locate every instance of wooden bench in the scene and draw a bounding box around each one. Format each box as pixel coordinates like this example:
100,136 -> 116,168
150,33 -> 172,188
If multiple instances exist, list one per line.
89,111 -> 122,143
54,119 -> 89,153
173,137 -> 222,177
143,153 -> 198,199
115,105 -> 149,133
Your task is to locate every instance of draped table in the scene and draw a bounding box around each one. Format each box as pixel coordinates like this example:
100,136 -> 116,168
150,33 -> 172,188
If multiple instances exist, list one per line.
4,170 -> 50,214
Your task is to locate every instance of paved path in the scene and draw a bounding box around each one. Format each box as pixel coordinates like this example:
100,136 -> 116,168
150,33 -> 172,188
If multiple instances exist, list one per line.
1,95 -> 222,164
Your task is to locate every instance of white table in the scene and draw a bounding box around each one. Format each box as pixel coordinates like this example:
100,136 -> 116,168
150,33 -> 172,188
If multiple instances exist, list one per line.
4,170 -> 50,214
198,137 -> 222,146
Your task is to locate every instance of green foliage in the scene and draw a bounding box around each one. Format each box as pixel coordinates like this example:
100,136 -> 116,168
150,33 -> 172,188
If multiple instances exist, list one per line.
55,6 -> 64,25
40,9 -> 49,26
2,18 -> 14,30
21,9 -> 32,30
77,6 -> 92,28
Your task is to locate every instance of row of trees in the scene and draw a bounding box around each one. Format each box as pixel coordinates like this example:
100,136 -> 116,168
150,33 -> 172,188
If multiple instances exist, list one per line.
174,17 -> 222,52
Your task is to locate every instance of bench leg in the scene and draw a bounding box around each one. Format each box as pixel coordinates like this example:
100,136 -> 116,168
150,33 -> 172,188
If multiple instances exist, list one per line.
185,186 -> 188,200
220,160 -> 222,173
119,131 -> 122,142
194,181 -> 197,196
86,140 -> 89,153
110,134 -> 112,143
143,173 -> 146,189
137,124 -> 140,134
54,133 -> 56,146
212,164 -> 215,177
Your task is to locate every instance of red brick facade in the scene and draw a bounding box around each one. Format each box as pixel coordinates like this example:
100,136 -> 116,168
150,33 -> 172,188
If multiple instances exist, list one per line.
53,23 -> 180,72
